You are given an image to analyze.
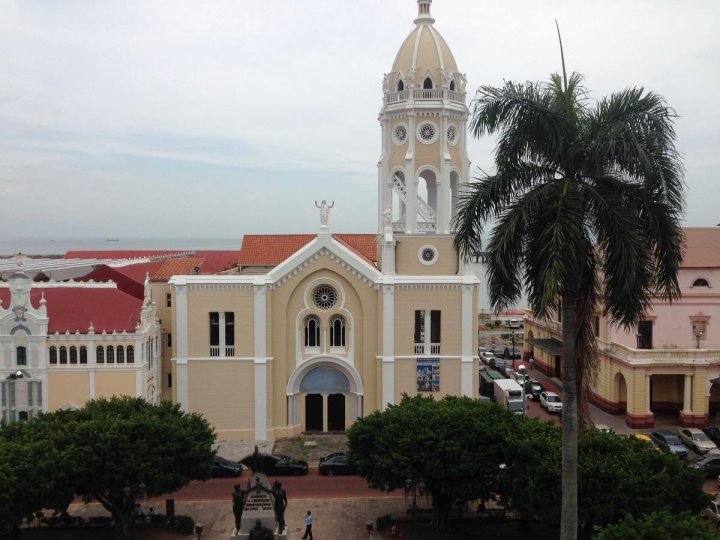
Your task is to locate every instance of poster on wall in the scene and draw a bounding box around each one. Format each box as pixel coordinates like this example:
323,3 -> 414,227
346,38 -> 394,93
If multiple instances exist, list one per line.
417,359 -> 440,392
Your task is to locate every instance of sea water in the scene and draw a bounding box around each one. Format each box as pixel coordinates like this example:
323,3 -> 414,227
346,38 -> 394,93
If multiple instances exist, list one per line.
0,238 -> 242,257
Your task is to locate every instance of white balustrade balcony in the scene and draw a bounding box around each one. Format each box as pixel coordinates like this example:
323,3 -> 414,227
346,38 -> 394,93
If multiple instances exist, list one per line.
385,89 -> 465,105
209,345 -> 234,357
415,343 -> 441,355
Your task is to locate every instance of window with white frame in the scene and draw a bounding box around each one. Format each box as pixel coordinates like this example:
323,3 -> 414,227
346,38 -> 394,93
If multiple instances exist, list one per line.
127,346 -> 134,363
117,346 -> 125,364
209,312 -> 234,357
305,315 -> 321,348
329,315 -> 346,348
414,310 -> 441,355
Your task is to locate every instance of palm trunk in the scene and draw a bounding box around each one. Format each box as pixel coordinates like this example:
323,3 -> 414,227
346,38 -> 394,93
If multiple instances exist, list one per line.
560,293 -> 578,540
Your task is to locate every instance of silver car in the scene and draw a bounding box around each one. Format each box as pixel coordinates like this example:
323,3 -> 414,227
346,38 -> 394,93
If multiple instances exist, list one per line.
540,391 -> 563,414
679,428 -> 718,454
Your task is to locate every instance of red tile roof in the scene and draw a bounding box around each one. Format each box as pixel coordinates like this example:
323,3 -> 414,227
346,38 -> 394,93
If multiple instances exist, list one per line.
238,234 -> 377,267
193,250 -> 241,273
682,228 -> 720,268
0,287 -> 143,334
153,258 -> 206,281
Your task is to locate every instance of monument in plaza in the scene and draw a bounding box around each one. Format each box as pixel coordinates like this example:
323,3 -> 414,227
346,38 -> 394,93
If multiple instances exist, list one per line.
230,447 -> 287,540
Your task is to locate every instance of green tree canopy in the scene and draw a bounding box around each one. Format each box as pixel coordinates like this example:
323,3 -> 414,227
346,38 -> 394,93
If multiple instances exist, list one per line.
454,57 -> 684,539
347,395 -> 519,530
593,510 -> 717,540
0,397 -> 215,538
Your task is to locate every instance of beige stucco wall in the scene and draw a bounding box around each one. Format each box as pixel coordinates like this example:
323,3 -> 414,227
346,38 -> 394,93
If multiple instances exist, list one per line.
395,236 -> 457,275
47,371 -> 90,410
187,360 -> 254,440
185,287 -> 254,358
152,281 -> 173,400
95,370 -> 135,398
393,286 -> 463,357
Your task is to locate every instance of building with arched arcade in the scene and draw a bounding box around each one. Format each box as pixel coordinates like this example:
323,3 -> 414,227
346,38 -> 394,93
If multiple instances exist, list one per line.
524,227 -> 720,428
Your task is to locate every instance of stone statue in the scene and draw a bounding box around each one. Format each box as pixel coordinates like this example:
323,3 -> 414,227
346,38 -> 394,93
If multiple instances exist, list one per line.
248,518 -> 274,540
457,72 -> 467,92
314,200 -> 334,228
407,68 -> 416,88
272,480 -> 288,532
232,484 -> 246,531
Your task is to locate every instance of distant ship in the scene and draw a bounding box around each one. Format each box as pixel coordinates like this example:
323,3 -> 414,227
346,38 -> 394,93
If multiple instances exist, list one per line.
105,238 -> 120,242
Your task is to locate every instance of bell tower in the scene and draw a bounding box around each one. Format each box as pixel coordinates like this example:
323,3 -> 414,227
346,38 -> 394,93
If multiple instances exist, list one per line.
378,0 -> 470,236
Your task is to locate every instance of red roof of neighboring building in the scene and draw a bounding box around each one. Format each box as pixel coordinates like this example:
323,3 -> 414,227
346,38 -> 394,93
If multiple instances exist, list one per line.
682,228 -> 720,268
79,265 -> 147,300
153,258 -> 206,281
193,250 -> 241,273
0,287 -> 143,334
238,234 -> 377,267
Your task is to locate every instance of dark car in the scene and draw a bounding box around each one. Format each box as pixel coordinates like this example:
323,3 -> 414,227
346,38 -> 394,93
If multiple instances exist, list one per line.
692,455 -> 720,477
267,455 -> 309,476
211,456 -> 241,477
524,379 -> 544,400
490,357 -> 506,371
319,453 -> 357,476
649,430 -> 688,458
703,426 -> 720,447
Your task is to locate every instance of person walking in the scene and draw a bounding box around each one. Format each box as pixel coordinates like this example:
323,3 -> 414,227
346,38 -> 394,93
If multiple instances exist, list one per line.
302,510 -> 313,540
528,356 -> 534,370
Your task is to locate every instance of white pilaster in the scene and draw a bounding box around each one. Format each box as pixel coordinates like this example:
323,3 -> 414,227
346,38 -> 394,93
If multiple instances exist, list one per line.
460,283 -> 474,397
682,374 -> 692,414
174,284 -> 189,411
382,283 -> 395,407
253,277 -> 268,440
645,375 -> 651,414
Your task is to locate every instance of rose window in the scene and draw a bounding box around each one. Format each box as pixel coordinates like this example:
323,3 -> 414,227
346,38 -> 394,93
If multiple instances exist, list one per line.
393,124 -> 408,143
419,123 -> 436,141
447,125 -> 457,144
421,248 -> 436,262
312,285 -> 337,309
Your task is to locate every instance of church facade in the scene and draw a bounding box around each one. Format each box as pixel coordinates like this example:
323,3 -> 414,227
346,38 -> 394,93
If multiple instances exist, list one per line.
168,0 -> 481,440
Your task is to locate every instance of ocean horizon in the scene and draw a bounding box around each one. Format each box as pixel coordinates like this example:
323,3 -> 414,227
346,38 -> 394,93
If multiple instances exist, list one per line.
0,237 -> 243,257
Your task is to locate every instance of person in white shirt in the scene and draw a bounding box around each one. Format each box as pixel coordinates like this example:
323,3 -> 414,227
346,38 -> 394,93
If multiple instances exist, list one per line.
302,510 -> 313,540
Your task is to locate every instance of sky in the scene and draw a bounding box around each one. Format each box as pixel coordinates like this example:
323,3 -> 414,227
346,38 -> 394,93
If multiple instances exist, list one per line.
1,0 -> 718,239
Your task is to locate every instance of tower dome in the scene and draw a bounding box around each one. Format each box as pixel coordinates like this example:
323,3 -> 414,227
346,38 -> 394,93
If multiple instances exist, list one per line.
377,0 -> 470,237
386,0 -> 463,94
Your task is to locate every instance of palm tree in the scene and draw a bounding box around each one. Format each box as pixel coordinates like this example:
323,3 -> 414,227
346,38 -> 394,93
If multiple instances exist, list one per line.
454,56 -> 684,538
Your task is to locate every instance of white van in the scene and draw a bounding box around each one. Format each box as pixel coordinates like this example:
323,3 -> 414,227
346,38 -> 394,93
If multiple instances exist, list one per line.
507,318 -> 522,329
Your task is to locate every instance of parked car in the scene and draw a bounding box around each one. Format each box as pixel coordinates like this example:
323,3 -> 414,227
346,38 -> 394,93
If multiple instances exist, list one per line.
691,455 -> 720,477
679,428 -> 718,454
501,367 -> 516,380
703,426 -> 720,447
627,433 -> 658,448
540,391 -> 562,414
507,351 -> 522,360
211,456 -> 241,477
480,351 -> 495,364
524,380 -> 543,400
240,453 -> 309,475
319,452 -> 357,476
490,357 -> 506,371
649,430 -> 688,458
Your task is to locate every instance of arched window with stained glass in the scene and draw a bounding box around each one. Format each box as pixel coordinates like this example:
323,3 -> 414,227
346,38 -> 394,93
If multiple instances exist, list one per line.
106,346 -> 114,364
304,315 -> 321,348
69,347 -> 78,364
49,346 -> 57,364
96,346 -> 104,363
127,346 -> 134,363
117,346 -> 125,364
329,315 -> 346,348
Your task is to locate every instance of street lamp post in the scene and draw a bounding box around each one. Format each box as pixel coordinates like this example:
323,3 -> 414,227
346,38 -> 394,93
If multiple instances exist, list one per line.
694,330 -> 703,349
518,364 -> 527,417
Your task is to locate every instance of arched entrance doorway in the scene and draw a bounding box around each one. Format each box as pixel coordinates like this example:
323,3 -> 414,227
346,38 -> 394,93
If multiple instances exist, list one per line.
289,359 -> 363,433
613,372 -> 628,414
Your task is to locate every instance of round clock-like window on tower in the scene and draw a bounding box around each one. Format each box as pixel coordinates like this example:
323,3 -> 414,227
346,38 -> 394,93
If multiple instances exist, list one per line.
392,123 -> 408,145
417,121 -> 439,144
418,245 -> 438,265
447,124 -> 458,146
312,285 -> 337,309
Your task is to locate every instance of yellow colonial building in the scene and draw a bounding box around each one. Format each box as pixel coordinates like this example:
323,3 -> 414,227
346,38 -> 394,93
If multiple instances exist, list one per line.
168,0 -> 481,440
525,227 -> 720,428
